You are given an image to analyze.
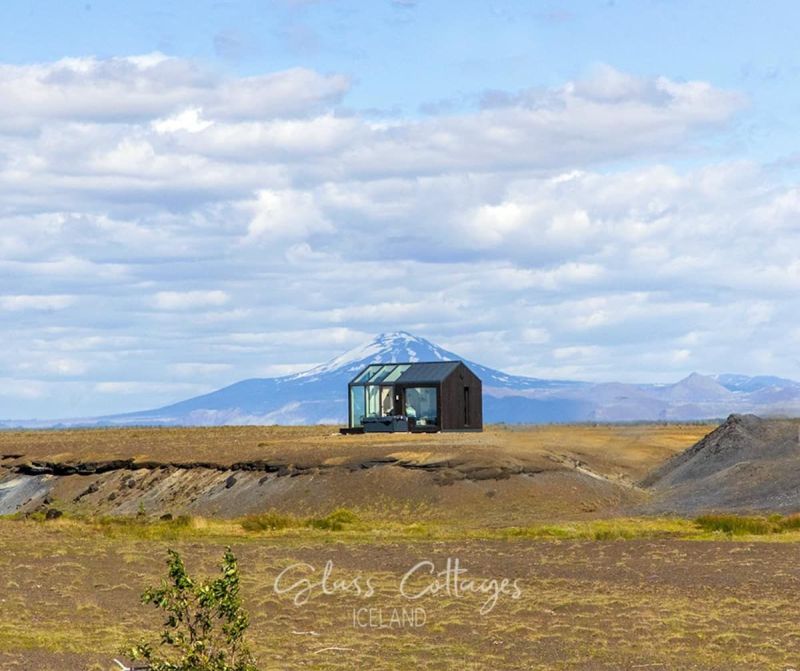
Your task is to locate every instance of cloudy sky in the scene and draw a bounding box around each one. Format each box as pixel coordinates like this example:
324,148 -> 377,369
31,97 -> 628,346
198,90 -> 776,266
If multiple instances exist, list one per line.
2,0 -> 800,418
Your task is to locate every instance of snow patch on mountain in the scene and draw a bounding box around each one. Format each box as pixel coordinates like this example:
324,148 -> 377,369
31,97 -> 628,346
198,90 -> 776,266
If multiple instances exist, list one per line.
288,332 -> 434,380
4,332 -> 800,427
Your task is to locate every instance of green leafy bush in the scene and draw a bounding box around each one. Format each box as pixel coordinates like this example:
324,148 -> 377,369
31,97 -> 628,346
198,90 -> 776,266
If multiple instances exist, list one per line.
129,547 -> 257,671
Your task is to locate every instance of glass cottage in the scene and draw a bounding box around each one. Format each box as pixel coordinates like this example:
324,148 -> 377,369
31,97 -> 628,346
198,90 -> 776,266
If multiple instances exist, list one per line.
346,361 -> 482,433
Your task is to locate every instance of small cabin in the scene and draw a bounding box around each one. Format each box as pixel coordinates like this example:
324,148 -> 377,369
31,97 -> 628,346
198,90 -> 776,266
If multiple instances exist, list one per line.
345,361 -> 482,433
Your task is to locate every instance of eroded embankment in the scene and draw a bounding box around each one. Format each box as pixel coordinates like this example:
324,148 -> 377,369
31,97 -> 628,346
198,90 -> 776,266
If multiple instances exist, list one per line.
638,414 -> 800,515
0,451 -> 643,523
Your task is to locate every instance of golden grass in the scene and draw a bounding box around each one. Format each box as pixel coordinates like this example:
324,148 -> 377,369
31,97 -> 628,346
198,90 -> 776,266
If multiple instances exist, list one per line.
9,421 -> 785,670
0,422 -> 715,480
11,510 -> 800,544
3,514 -> 800,670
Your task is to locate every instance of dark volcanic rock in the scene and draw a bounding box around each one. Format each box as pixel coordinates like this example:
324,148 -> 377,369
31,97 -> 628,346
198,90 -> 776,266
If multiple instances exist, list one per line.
642,414 -> 800,489
74,482 -> 100,502
641,414 -> 800,514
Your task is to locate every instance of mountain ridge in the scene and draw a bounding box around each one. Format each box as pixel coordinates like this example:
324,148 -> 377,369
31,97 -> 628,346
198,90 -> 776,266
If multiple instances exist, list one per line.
3,331 -> 800,427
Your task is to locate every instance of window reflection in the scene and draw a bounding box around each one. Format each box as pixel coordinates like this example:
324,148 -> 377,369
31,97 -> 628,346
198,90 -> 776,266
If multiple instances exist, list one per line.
382,364 -> 410,383
366,385 -> 380,418
351,366 -> 442,428
369,365 -> 397,384
350,386 -> 365,426
380,387 -> 394,415
405,387 -> 437,426
352,365 -> 381,384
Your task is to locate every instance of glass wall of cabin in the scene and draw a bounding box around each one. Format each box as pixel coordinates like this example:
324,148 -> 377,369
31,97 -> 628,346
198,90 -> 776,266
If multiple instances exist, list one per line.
349,386 -> 365,427
348,363 -> 411,427
403,386 -> 438,426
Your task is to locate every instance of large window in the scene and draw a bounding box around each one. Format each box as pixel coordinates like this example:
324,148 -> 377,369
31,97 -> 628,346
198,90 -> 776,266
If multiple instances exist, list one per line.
366,385 -> 380,418
350,384 -> 398,426
350,364 -> 440,427
404,387 -> 438,426
350,386 -> 365,427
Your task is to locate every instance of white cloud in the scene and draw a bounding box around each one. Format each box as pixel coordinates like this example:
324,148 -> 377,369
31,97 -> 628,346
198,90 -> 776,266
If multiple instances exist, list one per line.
0,378 -> 48,399
43,358 -> 89,376
167,362 -> 233,377
0,295 -> 75,311
520,328 -> 550,345
14,357 -> 89,377
553,345 -> 604,361
1,54 -> 797,417
246,189 -> 332,240
258,363 -> 317,377
152,290 -> 230,310
94,381 -> 208,395
153,108 -> 214,134
0,56 -> 349,130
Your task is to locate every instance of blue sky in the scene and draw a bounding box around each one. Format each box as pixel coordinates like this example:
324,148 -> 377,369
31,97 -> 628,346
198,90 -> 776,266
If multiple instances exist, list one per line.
2,1 -> 800,418
4,1 -> 798,144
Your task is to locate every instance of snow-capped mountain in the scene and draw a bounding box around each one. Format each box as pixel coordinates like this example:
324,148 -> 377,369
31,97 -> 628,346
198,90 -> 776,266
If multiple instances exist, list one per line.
285,332 -> 580,391
5,331 -> 800,427
105,331 -> 586,426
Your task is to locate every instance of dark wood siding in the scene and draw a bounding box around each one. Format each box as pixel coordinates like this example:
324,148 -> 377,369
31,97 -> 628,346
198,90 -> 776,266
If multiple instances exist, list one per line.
439,363 -> 483,431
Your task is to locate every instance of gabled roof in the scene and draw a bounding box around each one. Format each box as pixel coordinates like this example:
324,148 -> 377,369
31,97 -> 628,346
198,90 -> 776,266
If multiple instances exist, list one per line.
349,360 -> 466,386
395,361 -> 461,384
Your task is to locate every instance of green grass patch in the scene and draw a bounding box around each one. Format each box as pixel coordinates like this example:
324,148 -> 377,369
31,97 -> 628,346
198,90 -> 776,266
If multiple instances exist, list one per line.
305,507 -> 359,530
693,513 -> 800,536
241,507 -> 359,532
695,514 -> 773,535
11,510 -> 800,543
503,518 -> 695,541
240,511 -> 295,532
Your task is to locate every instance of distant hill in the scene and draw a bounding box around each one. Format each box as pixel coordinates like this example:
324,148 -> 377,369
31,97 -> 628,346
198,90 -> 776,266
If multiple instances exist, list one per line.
4,331 -> 800,427
641,414 -> 800,514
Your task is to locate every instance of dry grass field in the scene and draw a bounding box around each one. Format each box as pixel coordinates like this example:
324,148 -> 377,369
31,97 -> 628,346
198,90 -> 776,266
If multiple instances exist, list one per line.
0,423 -> 712,478
0,423 -> 714,523
4,516 -> 800,670
5,422 -> 800,670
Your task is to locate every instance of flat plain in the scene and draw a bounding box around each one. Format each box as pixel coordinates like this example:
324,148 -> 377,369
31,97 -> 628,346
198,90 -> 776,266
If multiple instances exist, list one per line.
4,423 -> 800,670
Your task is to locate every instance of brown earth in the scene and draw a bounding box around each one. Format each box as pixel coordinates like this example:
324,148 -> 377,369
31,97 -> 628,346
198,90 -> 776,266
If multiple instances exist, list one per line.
0,423 -> 713,522
0,423 -> 706,477
7,421 -> 800,670
2,521 -> 800,670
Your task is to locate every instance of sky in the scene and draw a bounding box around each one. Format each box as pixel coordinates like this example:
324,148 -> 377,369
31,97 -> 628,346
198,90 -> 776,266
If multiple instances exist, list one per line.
3,1 -> 800,418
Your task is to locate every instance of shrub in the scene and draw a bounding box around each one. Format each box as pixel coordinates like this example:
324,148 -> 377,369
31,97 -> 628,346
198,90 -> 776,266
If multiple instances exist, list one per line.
239,508 -> 358,533
240,511 -> 294,532
694,514 -> 774,535
779,514 -> 800,531
129,547 -> 257,671
592,527 -> 627,541
305,508 -> 359,531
